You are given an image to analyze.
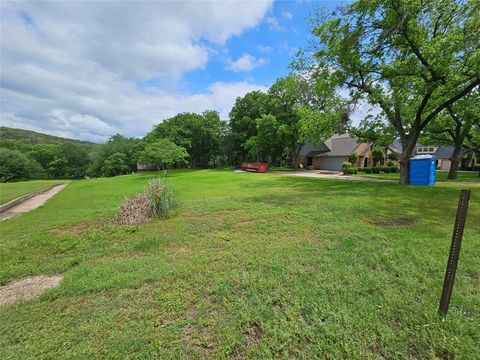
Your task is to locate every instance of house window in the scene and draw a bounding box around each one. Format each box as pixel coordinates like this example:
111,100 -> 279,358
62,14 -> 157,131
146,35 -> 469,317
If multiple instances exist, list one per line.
417,147 -> 436,154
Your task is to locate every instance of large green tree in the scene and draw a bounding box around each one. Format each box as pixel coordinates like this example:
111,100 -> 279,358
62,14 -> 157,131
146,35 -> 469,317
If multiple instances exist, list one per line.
0,148 -> 45,182
29,144 -> 68,178
138,139 -> 189,174
101,152 -> 130,177
423,91 -> 479,178
88,134 -> 140,177
245,114 -> 288,163
230,75 -> 328,167
229,91 -> 270,163
148,111 -> 224,168
302,0 -> 480,184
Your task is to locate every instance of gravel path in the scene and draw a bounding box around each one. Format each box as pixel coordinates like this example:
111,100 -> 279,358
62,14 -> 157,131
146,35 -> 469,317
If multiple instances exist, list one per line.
0,184 -> 67,221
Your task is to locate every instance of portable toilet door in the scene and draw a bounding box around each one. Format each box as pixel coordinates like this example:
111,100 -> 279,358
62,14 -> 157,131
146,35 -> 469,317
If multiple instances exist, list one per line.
409,155 -> 437,186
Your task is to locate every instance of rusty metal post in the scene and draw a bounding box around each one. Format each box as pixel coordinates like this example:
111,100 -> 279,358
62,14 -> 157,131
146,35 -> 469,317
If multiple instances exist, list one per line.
438,189 -> 471,316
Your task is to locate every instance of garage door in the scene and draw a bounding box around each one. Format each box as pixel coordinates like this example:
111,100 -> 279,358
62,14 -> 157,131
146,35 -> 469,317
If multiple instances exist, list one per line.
322,156 -> 346,171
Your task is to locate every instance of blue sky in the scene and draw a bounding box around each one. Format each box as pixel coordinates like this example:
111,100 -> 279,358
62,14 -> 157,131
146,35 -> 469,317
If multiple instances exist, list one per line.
0,1 -> 344,141
179,1 -> 324,92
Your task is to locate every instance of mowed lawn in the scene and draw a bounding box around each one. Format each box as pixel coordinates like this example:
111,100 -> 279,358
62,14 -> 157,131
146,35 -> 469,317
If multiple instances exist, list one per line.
356,170 -> 480,183
0,170 -> 479,359
0,179 -> 66,205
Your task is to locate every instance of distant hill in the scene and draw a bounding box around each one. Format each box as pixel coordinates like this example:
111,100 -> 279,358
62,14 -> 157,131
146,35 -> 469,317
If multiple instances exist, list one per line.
0,127 -> 99,151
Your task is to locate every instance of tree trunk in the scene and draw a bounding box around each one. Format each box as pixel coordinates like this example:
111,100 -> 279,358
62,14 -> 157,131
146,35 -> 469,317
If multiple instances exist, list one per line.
292,144 -> 303,170
447,144 -> 463,179
398,140 -> 417,185
399,154 -> 410,185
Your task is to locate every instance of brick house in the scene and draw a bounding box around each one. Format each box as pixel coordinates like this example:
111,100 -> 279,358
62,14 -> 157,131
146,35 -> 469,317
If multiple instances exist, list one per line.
296,134 -> 373,171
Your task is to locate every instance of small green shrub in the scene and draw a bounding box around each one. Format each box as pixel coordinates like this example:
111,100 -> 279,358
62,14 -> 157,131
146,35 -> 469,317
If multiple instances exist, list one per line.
146,178 -> 179,217
389,165 -> 398,173
387,161 -> 395,167
351,167 -> 358,174
342,161 -> 353,175
364,167 -> 372,174
348,153 -> 359,165
371,166 -> 380,174
380,165 -> 390,173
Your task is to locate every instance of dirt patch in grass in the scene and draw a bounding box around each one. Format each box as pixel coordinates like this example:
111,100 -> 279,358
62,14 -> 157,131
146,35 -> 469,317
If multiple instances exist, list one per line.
231,323 -> 262,359
0,275 -> 62,307
49,220 -> 109,237
246,323 -> 262,346
369,217 -> 417,227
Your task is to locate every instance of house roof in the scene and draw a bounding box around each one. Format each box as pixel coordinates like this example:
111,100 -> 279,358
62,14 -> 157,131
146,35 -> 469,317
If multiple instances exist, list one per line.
389,139 -> 403,154
298,141 -> 329,156
300,134 -> 365,158
321,134 -> 360,157
433,145 -> 454,159
390,140 -> 455,159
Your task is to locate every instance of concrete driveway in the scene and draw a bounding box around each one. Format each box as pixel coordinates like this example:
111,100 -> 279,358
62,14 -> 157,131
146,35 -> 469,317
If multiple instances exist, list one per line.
272,170 -> 395,182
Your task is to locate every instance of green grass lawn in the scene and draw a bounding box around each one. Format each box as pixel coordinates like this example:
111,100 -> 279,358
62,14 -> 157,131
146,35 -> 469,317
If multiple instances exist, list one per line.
356,170 -> 480,183
0,170 -> 479,358
0,180 -> 67,205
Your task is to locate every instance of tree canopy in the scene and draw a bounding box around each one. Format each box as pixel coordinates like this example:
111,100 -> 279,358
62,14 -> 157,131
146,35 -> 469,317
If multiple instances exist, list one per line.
300,0 -> 480,183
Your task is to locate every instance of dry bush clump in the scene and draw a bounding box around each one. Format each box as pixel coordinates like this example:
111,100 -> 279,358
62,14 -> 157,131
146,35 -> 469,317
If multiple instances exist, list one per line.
116,178 -> 179,225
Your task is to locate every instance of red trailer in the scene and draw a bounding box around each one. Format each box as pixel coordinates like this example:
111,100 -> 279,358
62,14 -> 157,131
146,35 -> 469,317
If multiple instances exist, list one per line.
241,162 -> 268,173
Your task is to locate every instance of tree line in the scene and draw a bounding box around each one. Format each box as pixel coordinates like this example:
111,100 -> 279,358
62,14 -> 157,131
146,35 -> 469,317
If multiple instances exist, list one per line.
1,0 -> 479,184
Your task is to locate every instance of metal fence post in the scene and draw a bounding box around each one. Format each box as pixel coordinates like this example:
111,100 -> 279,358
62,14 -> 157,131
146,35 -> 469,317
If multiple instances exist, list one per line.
438,189 -> 471,316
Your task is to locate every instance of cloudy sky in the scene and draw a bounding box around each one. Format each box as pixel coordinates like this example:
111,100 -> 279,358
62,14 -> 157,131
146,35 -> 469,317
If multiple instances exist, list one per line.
1,0 -> 345,142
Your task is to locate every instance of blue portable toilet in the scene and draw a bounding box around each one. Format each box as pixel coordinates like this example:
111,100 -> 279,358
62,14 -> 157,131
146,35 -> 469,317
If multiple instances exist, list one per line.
409,155 -> 437,186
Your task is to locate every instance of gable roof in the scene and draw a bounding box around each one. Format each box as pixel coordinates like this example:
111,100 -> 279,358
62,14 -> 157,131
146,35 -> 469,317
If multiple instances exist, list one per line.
432,145 -> 454,159
390,140 -> 454,159
321,134 -> 360,157
298,141 -> 329,156
300,134 -> 365,157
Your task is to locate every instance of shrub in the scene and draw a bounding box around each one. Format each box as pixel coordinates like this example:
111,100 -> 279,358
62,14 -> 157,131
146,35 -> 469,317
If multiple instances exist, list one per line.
387,160 -> 395,167
146,178 -> 179,216
117,178 -> 179,225
371,166 -> 380,174
351,167 -> 358,174
380,165 -> 390,173
348,153 -> 359,165
389,165 -> 398,173
372,146 -> 385,166
388,152 -> 399,161
364,167 -> 372,174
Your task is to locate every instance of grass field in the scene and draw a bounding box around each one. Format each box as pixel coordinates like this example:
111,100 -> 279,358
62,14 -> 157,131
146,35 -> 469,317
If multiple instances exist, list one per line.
0,180 -> 66,205
0,170 -> 479,358
356,170 -> 480,183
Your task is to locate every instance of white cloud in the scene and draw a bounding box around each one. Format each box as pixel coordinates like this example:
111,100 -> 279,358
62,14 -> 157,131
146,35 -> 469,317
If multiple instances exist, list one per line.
282,11 -> 293,20
0,1 -> 273,141
226,54 -> 269,72
257,45 -> 273,53
265,16 -> 286,31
